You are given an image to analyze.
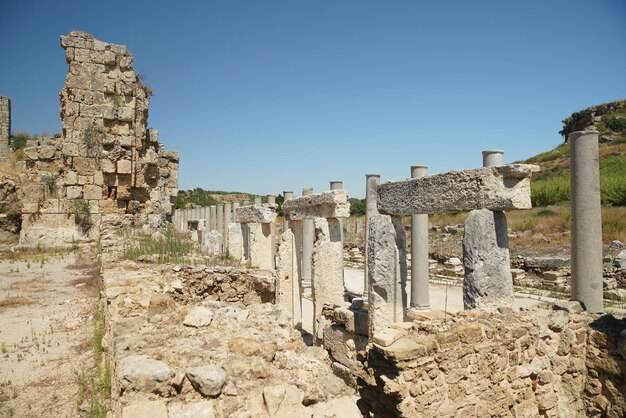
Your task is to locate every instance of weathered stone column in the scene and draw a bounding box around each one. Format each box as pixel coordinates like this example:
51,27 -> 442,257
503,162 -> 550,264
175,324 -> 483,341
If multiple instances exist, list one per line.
242,199 -> 251,206
365,174 -> 381,296
329,181 -> 345,239
210,205 -> 217,231
254,196 -> 262,205
181,208 -> 189,231
368,214 -> 407,338
204,206 -> 211,232
236,205 -> 276,270
302,188 -> 314,294
569,130 -> 603,313
223,203 -> 232,252
267,194 -> 276,205
276,228 -> 300,327
410,166 -> 430,311
462,151 -> 513,311
282,191 -> 293,231
482,149 -> 504,167
216,204 -> 224,253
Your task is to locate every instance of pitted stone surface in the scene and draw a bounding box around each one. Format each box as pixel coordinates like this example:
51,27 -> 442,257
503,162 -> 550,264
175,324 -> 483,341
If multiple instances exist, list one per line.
367,214 -> 407,338
235,205 -> 277,224
377,164 -> 539,215
282,190 -> 350,220
227,223 -> 244,261
462,209 -> 514,310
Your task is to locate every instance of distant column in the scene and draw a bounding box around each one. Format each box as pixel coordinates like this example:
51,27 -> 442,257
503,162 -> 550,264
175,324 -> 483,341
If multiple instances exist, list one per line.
254,196 -> 262,205
216,204 -> 224,253
482,149 -> 504,167
364,174 -> 380,296
282,191 -> 294,231
410,166 -> 430,311
210,205 -> 217,231
223,202 -> 232,252
330,181 -> 345,239
267,194 -> 276,205
569,130 -> 603,313
302,188 -> 314,293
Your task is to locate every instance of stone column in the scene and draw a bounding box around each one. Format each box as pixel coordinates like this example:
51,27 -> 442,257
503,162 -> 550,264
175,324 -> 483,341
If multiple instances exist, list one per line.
330,181 -> 345,237
368,214 -> 407,338
462,151 -> 513,311
301,188 -> 314,295
410,166 -> 430,311
277,229 -> 300,327
223,203 -> 232,252
365,174 -> 381,296
242,199 -> 251,206
216,204 -> 224,253
569,130 -> 603,313
210,205 -> 217,231
172,209 -> 179,231
267,194 -> 276,205
204,206 -> 211,232
282,191 -> 294,231
181,208 -> 188,231
482,149 -> 504,167
254,197 -> 262,205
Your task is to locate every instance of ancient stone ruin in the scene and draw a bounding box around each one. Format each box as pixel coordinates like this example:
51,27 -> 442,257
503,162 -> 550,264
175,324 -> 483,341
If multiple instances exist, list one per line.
5,32 -> 179,247
1,30 -> 624,418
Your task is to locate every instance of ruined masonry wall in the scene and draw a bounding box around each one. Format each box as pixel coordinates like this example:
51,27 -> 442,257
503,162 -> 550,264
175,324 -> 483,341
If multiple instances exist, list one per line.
358,304 -> 626,417
18,32 -> 179,246
0,96 -> 10,159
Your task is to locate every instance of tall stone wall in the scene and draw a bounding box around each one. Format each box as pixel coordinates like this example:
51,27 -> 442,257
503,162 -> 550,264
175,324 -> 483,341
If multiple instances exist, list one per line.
18,32 -> 179,247
0,96 -> 10,159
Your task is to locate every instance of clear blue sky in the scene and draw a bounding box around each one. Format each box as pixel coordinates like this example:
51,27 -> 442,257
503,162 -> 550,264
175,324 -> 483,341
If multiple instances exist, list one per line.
1,1 -> 625,198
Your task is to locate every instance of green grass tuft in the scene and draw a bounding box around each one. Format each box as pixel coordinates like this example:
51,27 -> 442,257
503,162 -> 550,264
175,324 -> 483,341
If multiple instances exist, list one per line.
123,225 -> 192,263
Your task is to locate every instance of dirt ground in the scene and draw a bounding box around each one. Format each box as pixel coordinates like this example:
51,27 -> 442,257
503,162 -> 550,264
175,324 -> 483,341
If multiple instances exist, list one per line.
0,251 -> 100,418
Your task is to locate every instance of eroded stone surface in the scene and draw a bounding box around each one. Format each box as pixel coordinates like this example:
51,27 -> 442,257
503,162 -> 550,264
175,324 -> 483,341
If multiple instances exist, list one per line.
367,214 -> 407,338
235,205 -> 276,224
462,209 -> 513,310
282,190 -> 350,221
377,164 -> 539,215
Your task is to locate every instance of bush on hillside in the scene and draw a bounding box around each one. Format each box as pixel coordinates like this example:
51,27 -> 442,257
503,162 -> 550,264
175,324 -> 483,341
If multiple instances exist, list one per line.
10,132 -> 30,151
606,117 -> 626,133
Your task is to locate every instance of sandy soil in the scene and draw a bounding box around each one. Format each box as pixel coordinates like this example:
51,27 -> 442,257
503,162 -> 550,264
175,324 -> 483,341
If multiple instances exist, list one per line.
0,251 -> 100,418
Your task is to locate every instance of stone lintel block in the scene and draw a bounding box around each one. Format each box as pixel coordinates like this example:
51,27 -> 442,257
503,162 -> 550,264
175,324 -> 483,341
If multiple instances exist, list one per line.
235,205 -> 276,224
282,189 -> 350,220
377,164 -> 540,215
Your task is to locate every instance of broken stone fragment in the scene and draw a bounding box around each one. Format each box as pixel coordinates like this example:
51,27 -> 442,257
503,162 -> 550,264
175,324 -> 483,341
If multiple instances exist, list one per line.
118,354 -> 173,395
282,189 -> 350,220
185,366 -> 227,398
183,306 -> 214,328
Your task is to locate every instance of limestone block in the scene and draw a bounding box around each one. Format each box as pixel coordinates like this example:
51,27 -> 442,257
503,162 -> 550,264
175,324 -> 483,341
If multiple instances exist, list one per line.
101,159 -> 116,173
66,170 -> 78,185
168,401 -> 215,418
463,209 -> 514,311
118,354 -> 173,395
323,324 -> 368,371
312,218 -> 344,340
186,366 -> 226,398
235,205 -> 277,224
38,146 -> 56,159
122,400 -> 168,418
66,186 -> 83,199
227,223 -> 244,261
248,223 -> 273,270
377,164 -> 540,215
83,184 -> 102,200
23,147 -> 38,160
203,230 -> 222,255
147,128 -> 158,142
117,159 -> 132,174
73,157 -> 98,173
367,214 -> 407,338
276,230 -> 297,324
282,189 -> 350,221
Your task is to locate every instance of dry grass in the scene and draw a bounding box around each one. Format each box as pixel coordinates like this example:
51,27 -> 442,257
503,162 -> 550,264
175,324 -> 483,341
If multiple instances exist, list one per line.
0,150 -> 23,177
0,297 -> 38,312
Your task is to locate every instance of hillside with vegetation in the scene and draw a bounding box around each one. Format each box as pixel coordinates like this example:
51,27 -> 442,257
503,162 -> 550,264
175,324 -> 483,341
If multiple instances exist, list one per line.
524,99 -> 626,207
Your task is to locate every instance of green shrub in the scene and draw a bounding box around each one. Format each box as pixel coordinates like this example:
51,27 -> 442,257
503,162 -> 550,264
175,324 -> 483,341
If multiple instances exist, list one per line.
10,132 -> 30,151
600,156 -> 626,206
537,208 -> 557,217
40,173 -> 58,194
605,117 -> 626,133
349,198 -> 366,216
531,173 -> 570,206
74,198 -> 92,234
